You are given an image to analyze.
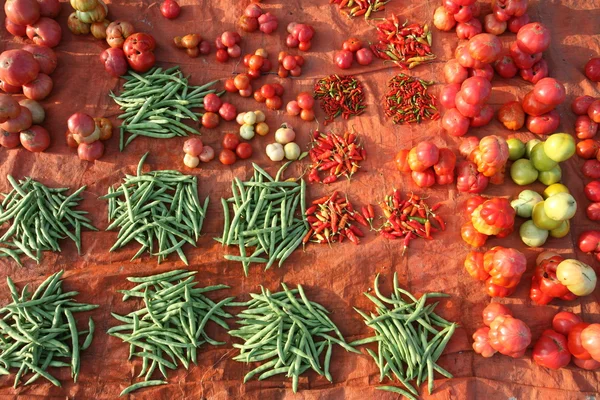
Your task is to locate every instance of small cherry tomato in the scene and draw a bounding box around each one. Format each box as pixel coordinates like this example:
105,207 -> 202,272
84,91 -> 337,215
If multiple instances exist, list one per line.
266,95 -> 282,110
272,83 -> 284,97
298,41 -> 311,51
254,91 -> 266,103
282,55 -> 297,71
286,101 -> 301,116
219,103 -> 237,121
300,109 -> 315,121
222,133 -> 240,150
183,137 -> 203,156
234,74 -> 250,90
236,142 -> 253,159
224,78 -> 237,93
260,84 -> 275,99
202,112 -> 219,129
289,66 -> 302,77
77,140 -> 104,160
219,148 -> 236,165
203,93 -> 222,113
296,92 -> 314,110
199,145 -> 215,162
216,49 -> 229,63
342,37 -> 362,52
248,54 -> 264,70
239,88 -> 252,97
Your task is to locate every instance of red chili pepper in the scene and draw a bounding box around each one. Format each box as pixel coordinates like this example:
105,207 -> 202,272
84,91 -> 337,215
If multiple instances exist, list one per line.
425,220 -> 431,239
431,202 -> 442,212
323,175 -> 338,184
435,215 -> 446,231
367,204 -> 375,219
381,231 -> 398,240
314,222 -> 330,234
303,229 -> 314,244
346,228 -> 360,244
353,213 -> 369,227
312,195 -> 330,205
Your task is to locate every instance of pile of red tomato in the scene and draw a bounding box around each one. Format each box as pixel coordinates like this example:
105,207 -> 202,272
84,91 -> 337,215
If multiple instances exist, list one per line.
473,304 -> 531,358
65,112 -> 112,161
461,196 -> 515,248
215,31 -> 242,63
200,93 -> 236,129
334,38 -> 374,69
238,4 -> 278,35
521,77 -> 565,135
5,0 -> 62,47
456,135 -> 510,194
242,49 -> 273,79
286,92 -> 315,122
173,34 -> 211,58
464,246 -> 526,297
285,22 -> 315,52
277,51 -> 305,78
394,142 -> 456,188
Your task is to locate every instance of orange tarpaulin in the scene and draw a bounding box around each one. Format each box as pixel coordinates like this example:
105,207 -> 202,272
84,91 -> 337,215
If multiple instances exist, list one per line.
0,0 -> 599,398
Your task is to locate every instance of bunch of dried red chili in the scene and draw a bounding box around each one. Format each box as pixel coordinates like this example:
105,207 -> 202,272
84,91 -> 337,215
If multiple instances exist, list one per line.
384,73 -> 440,124
314,75 -> 365,125
304,191 -> 368,245
378,190 -> 445,255
371,15 -> 435,69
329,0 -> 389,19
307,130 -> 366,184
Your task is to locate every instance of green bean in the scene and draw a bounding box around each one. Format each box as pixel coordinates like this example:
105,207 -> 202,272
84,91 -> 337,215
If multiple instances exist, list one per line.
119,380 -> 167,396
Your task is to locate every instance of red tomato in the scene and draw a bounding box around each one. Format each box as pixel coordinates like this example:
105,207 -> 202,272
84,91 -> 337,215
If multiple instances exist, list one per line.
533,77 -> 566,106
508,14 -> 530,33
461,221 -> 488,248
484,13 -> 507,35
342,37 -> 362,52
201,112 -> 219,129
296,92 -> 314,111
160,0 -> 181,19
484,246 -> 525,288
574,357 -> 600,370
235,142 -> 252,159
494,54 -> 518,79
471,105 -> 494,128
568,323 -> 592,360
5,17 -> 26,37
0,94 -> 20,123
254,91 -> 265,103
530,276 -> 553,305
259,84 -> 275,99
442,108 -> 470,137
5,0 -> 40,26
0,49 -> 40,86
468,33 -> 502,64
19,125 -> 49,152
482,303 -> 512,327
0,129 -> 19,148
576,139 -> 599,159
233,74 -> 250,90
411,168 -> 435,188
520,59 -> 548,84
1,106 -> 31,133
521,90 -> 555,116
300,109 -> 314,121
123,33 -> 156,73
588,100 -> 600,123
271,83 -> 284,97
444,59 -> 469,84
355,48 -> 373,66
497,101 -> 525,131
464,250 -> 488,279
22,73 -> 52,101
286,101 -> 301,116
532,329 -> 571,369
488,315 -> 531,357
265,96 -> 282,110
553,311 -> 583,336
455,91 -> 482,118
198,145 -> 215,162
582,159 -> 600,179
572,95 -> 596,115
535,256 -> 569,298
183,137 -> 203,157
575,115 -> 598,139
516,22 -> 551,54
218,103 -> 236,121
586,203 -> 600,221
461,76 -> 491,105
334,50 -> 353,69
585,57 -> 600,82
433,6 -> 456,32
215,49 -> 229,63
203,93 -> 222,113
22,44 -> 56,75
433,148 -> 456,176
25,17 -> 61,48
579,230 -> 600,253
465,195 -> 486,216
77,140 -> 104,161
407,142 -> 439,172
469,64 -> 494,81
222,133 -> 240,151
224,79 -> 237,93
510,41 -> 541,70
456,160 -> 489,193
526,110 -> 560,135
219,149 -> 236,165
394,149 -> 410,173
100,48 -> 128,78
439,83 -> 460,109
456,18 -> 482,40
472,326 -> 497,358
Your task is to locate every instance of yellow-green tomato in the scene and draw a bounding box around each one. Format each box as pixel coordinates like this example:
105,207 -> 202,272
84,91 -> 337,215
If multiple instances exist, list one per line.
243,111 -> 257,125
519,219 -> 548,247
255,122 -> 269,136
538,164 -> 561,186
525,139 -> 542,158
284,142 -> 301,160
507,138 -> 526,160
183,153 -> 200,168
544,133 -> 576,163
556,259 -> 597,296
240,124 -> 255,140
275,124 -> 295,145
236,112 -> 246,125
71,0 -> 98,12
254,110 -> 266,123
544,192 -> 577,221
266,143 -> 284,161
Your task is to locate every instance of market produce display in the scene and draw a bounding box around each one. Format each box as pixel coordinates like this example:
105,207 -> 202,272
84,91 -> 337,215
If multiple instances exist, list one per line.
1,0 -> 600,397
108,270 -> 233,395
230,283 -> 357,392
0,176 -> 96,264
102,153 -> 209,264
0,271 -> 98,386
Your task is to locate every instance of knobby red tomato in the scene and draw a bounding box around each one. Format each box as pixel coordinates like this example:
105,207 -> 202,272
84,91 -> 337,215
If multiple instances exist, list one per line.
22,73 -> 52,101
522,90 -> 554,116
575,115 -> 598,139
472,327 -> 497,358
572,95 -> 596,115
510,41 -> 541,70
465,250 -> 487,279
568,323 -> 592,360
585,57 -> 600,82
488,315 -> 531,357
407,142 -> 439,172
552,311 -> 583,336
516,22 -> 551,54
470,64 -> 494,81
494,54 -> 518,78
25,17 -> 61,48
394,149 -> 411,173
482,303 -> 512,327
456,160 -> 489,193
0,106 -> 31,133
123,33 -> 156,73
582,159 -> 600,179
497,101 -> 525,130
530,276 -> 553,305
22,44 -> 56,75
433,148 -> 456,176
587,202 -> 600,221
484,246 -> 525,288
471,105 -> 494,128
520,59 -> 548,84
411,169 -> 435,188
536,256 -> 569,298
468,33 -> 502,64
456,18 -> 482,40
508,13 -> 530,33
461,221 -> 488,248
465,195 -> 486,216
100,48 -> 128,78
532,329 -> 571,369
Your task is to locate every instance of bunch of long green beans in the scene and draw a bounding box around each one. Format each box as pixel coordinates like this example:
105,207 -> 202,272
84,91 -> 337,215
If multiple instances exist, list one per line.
229,283 -> 358,393
108,270 -> 234,396
351,273 -> 457,399
101,153 -> 209,265
0,176 -> 96,265
110,66 -> 219,150
0,271 -> 98,387
216,163 -> 309,276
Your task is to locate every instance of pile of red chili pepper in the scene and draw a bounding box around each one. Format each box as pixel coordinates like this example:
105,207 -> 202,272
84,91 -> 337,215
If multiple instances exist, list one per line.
384,73 -> 440,124
378,190 -> 445,255
371,15 -> 435,69
329,0 -> 389,19
304,191 -> 369,245
314,75 -> 365,125
307,130 -> 366,184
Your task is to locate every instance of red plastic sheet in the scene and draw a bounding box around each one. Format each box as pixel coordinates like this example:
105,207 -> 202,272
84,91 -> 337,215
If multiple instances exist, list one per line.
0,0 -> 599,398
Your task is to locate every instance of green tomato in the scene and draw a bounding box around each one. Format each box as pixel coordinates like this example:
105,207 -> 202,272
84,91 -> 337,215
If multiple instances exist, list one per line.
544,133 -> 575,163
538,164 -> 562,186
240,124 -> 255,140
510,159 -> 539,185
511,189 -> 543,218
507,138 -> 526,160
525,139 -> 542,158
530,143 -> 558,171
520,219 -> 549,248
544,192 -> 577,221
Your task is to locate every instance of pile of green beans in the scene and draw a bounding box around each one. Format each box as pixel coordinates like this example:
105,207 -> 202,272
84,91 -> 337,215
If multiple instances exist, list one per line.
108,269 -> 234,396
0,176 -> 97,265
351,273 -> 457,400
110,66 -> 219,150
216,163 -> 309,276
101,153 -> 209,265
0,271 -> 98,387
229,283 -> 358,393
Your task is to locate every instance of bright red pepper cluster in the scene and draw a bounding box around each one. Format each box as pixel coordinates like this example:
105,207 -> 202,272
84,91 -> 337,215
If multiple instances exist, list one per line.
307,130 -> 366,185
378,190 -> 445,255
383,74 -> 439,125
313,75 -> 366,125
304,191 -> 367,245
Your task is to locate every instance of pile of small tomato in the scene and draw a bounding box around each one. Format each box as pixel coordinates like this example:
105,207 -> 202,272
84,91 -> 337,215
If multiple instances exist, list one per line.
395,142 -> 456,188
65,112 -> 112,161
